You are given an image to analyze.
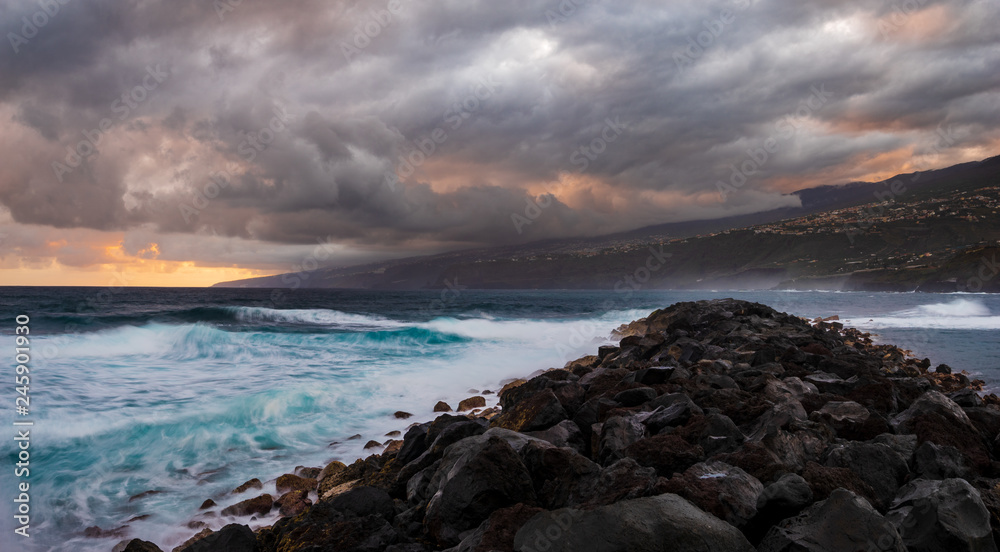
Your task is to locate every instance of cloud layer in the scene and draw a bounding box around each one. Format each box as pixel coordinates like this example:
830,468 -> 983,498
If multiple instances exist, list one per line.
1,0 -> 998,278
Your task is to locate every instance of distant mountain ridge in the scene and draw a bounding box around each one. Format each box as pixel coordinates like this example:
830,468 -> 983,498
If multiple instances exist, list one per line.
214,155 -> 1000,292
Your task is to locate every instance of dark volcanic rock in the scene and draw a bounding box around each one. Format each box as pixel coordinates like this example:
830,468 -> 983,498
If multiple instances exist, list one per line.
258,502 -> 401,552
801,461 -> 881,508
625,434 -> 704,477
131,299 -> 1000,552
220,494 -> 273,517
433,401 -> 452,412
747,473 -> 814,545
423,435 -> 537,545
275,490 -> 311,518
449,503 -> 544,552
759,489 -> 906,552
597,415 -> 646,464
458,396 -> 487,411
524,419 -> 586,454
513,494 -> 754,552
658,461 -> 764,528
276,473 -> 317,493
119,540 -> 162,552
329,486 -> 395,520
914,441 -> 973,480
823,441 -> 910,508
886,478 -> 997,552
613,386 -> 657,407
176,524 -> 256,552
492,388 -> 568,433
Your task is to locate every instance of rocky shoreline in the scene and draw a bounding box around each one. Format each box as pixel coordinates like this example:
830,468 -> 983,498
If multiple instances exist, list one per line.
117,299 -> 1000,552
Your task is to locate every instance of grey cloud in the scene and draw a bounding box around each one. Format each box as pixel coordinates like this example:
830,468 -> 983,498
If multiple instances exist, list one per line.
0,0 -> 998,267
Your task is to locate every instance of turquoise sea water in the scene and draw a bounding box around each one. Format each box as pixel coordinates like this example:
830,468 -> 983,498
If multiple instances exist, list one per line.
0,287 -> 998,551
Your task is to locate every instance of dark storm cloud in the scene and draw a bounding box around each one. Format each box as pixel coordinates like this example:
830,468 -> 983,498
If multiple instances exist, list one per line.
1,0 -> 999,266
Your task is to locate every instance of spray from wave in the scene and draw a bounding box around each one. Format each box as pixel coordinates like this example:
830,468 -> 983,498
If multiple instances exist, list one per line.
844,298 -> 1000,330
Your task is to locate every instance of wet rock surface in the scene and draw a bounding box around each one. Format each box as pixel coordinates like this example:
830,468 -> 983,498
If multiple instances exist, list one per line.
129,299 -> 1000,551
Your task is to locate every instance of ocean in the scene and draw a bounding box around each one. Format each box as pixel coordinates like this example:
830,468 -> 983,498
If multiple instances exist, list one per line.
1,287 -> 998,551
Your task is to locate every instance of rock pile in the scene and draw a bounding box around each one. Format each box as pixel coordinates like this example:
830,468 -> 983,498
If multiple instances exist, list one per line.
120,299 -> 1000,552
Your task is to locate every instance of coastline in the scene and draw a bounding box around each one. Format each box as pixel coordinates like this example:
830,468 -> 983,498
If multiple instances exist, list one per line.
116,299 -> 1000,552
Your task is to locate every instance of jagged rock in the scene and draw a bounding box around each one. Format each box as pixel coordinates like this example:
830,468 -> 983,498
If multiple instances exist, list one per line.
759,488 -> 906,552
176,524 -> 256,552
448,503 -> 545,552
318,460 -> 349,496
275,473 -> 317,493
258,501 -> 401,552
433,401 -> 452,412
886,478 -> 997,552
597,415 -> 645,464
295,466 -> 322,478
801,461 -> 881,507
492,388 -> 568,433
524,419 -> 586,454
643,394 -> 701,433
824,441 -> 910,508
395,411 -> 414,419
198,499 -> 215,510
914,441 -> 973,480
172,528 -> 212,552
892,390 -> 974,435
328,486 -> 395,520
871,433 -> 919,463
512,493 -> 754,552
950,388 -> 984,408
658,461 -> 764,528
220,493 -> 273,517
746,474 -> 814,545
423,435 -> 537,545
520,441 -> 602,509
613,386 -> 657,407
895,391 -> 993,473
396,425 -> 430,467
275,490 -> 311,517
678,413 -> 746,456
625,434 -> 704,477
458,396 -> 486,411
231,478 -> 262,494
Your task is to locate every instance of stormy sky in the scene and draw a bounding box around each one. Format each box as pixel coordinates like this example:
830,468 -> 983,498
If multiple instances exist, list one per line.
0,0 -> 998,285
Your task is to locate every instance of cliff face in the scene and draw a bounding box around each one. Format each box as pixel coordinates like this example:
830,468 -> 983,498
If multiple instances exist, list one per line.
123,299 -> 1000,552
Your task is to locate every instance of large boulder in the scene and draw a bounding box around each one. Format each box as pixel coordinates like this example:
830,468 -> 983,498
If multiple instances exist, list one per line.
447,503 -> 545,552
759,489 -> 906,552
512,494 -> 754,552
220,494 -> 273,517
890,391 -> 990,472
492,388 -> 568,433
914,441 -> 973,480
519,442 -> 601,509
746,474 -> 814,545
625,434 -> 704,477
886,478 -> 997,552
597,415 -> 646,464
657,461 -> 764,528
823,441 -> 910,508
423,435 -> 537,545
524,420 -> 586,454
891,391 -> 973,435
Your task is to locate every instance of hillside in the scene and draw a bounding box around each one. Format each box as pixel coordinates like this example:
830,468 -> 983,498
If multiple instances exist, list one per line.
214,156 -> 1000,292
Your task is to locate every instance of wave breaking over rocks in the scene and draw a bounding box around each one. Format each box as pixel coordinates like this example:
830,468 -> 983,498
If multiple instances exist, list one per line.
118,299 -> 1000,552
